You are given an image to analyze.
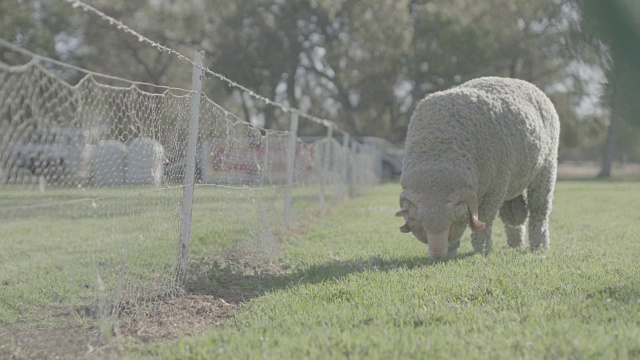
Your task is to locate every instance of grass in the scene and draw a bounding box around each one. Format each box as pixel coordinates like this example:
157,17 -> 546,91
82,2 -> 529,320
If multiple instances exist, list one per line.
0,183 -> 339,324
134,181 -> 640,359
2,180 -> 640,358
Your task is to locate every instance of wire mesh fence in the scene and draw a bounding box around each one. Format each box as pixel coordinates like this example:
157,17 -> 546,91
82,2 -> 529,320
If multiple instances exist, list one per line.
0,44 -> 380,341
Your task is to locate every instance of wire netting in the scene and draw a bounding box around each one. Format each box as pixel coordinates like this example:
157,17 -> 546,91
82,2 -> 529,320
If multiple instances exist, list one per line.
0,49 -> 380,335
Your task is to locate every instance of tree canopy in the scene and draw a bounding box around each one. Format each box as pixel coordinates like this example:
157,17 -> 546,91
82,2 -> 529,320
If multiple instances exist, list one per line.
571,0 -> 640,175
2,0 -> 638,168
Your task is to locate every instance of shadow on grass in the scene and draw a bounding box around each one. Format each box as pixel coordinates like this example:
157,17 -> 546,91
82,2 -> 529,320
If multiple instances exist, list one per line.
185,252 -> 476,304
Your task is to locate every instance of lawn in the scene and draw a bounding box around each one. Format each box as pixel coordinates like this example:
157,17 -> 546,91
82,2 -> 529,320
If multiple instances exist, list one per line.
0,183 -> 337,324
1,180 -> 640,359
137,181 -> 640,359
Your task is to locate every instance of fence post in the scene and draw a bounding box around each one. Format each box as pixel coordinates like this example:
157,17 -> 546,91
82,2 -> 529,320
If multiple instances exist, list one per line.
284,112 -> 299,226
349,141 -> 358,197
342,132 -> 350,199
177,50 -> 204,286
320,123 -> 333,210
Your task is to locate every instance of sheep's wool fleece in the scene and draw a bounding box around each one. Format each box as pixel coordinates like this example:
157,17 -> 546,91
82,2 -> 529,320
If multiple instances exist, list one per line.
402,76 -> 559,203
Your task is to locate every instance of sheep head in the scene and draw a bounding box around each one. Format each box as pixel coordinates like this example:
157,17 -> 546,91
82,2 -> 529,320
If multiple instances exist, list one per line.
396,167 -> 485,259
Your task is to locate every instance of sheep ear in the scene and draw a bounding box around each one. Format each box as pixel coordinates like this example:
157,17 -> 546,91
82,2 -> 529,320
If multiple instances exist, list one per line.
395,209 -> 408,217
400,223 -> 412,233
461,191 -> 486,231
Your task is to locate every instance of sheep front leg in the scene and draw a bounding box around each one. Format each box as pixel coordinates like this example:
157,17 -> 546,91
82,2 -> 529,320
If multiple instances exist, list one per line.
527,172 -> 555,250
499,195 -> 528,249
448,239 -> 461,258
471,223 -> 493,255
472,191 -> 504,255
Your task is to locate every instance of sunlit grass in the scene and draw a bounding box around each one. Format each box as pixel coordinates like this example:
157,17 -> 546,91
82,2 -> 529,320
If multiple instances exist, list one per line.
138,181 -> 640,359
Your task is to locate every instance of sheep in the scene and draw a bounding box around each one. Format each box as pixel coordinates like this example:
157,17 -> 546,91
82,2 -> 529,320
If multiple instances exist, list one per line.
395,76 -> 560,259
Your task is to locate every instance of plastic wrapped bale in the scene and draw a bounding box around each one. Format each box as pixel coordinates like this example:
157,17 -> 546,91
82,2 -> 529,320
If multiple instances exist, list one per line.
126,137 -> 164,186
91,140 -> 127,186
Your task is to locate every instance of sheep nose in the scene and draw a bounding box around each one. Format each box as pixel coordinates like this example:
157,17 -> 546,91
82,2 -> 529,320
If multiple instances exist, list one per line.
427,230 -> 450,259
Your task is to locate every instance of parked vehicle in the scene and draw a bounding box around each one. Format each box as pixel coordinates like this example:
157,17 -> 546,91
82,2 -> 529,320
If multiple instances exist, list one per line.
3,127 -> 95,184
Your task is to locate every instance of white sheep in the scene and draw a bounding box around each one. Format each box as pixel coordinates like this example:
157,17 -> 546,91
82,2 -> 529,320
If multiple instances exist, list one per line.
396,76 -> 560,259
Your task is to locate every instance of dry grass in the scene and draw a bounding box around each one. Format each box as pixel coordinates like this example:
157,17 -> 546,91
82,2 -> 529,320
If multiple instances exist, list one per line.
121,295 -> 238,342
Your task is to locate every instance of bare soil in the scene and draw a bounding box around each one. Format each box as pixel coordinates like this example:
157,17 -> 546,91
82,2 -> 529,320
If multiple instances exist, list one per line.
0,294 -> 240,359
0,233 -> 295,359
120,295 -> 238,342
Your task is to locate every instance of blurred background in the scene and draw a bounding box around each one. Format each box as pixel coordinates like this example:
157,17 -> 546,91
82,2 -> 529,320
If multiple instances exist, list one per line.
1,0 -> 639,178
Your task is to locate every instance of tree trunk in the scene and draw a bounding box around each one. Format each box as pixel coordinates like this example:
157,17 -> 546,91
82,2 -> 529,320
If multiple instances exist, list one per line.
286,64 -> 299,109
598,73 -> 622,178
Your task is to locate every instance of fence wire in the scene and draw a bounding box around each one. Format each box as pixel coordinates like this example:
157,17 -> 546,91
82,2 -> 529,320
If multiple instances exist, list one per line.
0,45 -> 379,342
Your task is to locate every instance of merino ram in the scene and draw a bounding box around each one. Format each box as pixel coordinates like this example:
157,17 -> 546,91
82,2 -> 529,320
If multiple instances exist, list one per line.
396,76 -> 560,259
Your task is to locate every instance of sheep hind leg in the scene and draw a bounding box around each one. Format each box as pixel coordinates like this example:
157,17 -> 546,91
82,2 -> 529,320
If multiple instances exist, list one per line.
527,171 -> 556,251
504,224 -> 525,249
499,195 -> 528,249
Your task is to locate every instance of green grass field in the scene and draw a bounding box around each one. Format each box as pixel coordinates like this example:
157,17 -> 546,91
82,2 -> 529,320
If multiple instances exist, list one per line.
2,181 -> 640,359
136,181 -> 640,359
0,183 -> 337,325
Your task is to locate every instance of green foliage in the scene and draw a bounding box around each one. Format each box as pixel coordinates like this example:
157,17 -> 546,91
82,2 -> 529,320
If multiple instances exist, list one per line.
580,0 -> 640,126
571,0 -> 640,173
1,0 -> 594,142
4,1 -> 638,163
136,182 -> 640,359
0,0 -> 75,63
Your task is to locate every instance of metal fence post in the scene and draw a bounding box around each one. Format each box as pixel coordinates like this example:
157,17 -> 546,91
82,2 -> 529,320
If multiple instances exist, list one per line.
284,112 -> 299,226
342,133 -> 350,199
320,123 -> 333,210
177,50 -> 204,285
349,141 -> 357,197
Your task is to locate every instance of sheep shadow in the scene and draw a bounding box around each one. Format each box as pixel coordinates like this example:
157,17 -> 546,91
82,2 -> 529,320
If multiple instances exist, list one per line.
185,252 -> 476,304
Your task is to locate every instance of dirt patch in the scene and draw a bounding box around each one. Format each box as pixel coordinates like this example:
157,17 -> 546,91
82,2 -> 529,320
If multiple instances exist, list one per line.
120,295 -> 238,342
0,257 -> 292,359
0,324 -> 98,359
0,295 -> 239,359
1,313 -> 108,360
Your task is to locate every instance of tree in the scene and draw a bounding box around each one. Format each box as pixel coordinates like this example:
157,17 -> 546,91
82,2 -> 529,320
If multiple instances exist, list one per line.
1,0 -> 600,152
205,0 -> 413,135
0,0 -> 75,63
407,2 -> 574,103
75,0 -> 207,89
572,0 -> 640,177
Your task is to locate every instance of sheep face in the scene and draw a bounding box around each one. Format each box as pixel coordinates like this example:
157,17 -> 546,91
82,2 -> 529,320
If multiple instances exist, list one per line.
396,189 -> 471,258
396,166 -> 486,259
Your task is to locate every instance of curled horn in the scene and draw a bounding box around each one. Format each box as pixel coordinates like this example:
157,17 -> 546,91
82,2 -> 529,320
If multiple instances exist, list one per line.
397,190 -> 412,233
461,191 -> 486,231
396,190 -> 411,218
